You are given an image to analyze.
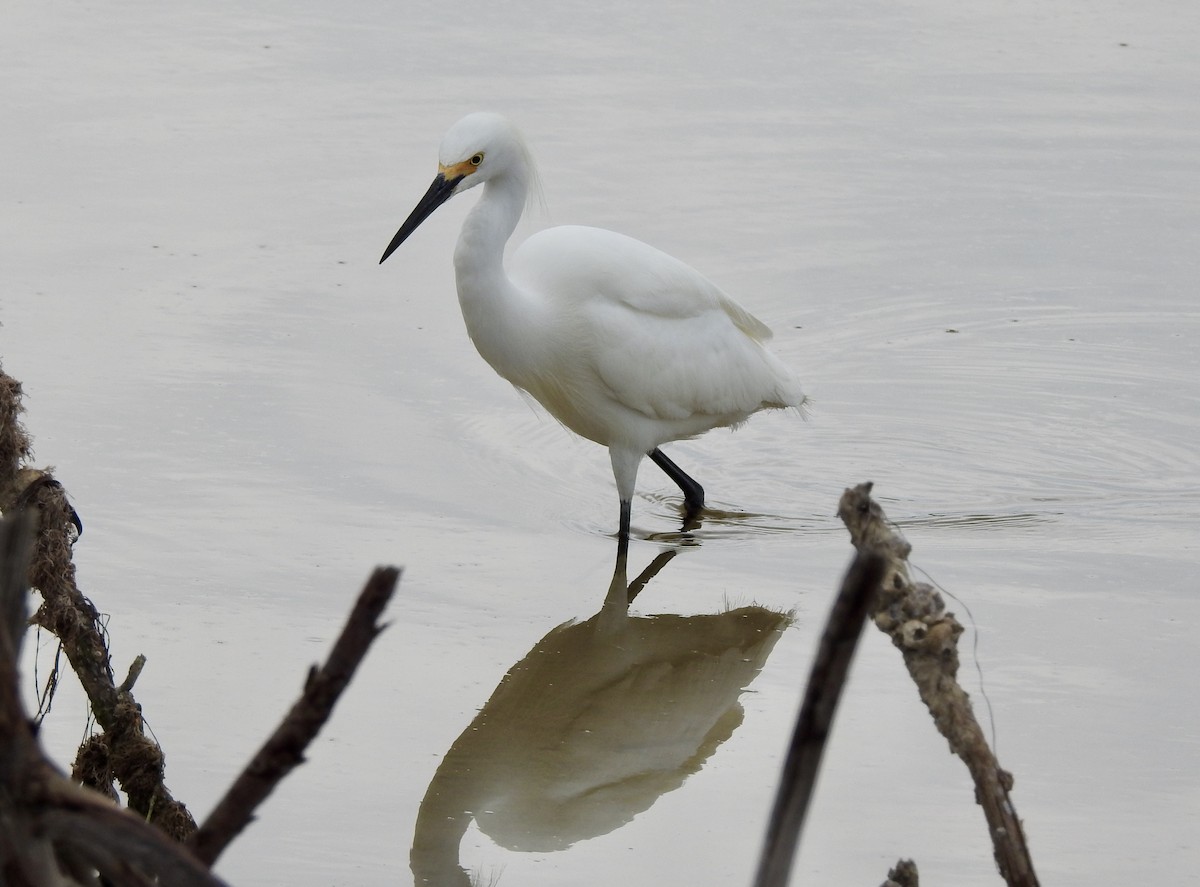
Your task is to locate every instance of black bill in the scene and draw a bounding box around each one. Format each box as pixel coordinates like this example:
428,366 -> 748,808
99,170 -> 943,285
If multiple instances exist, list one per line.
379,172 -> 461,264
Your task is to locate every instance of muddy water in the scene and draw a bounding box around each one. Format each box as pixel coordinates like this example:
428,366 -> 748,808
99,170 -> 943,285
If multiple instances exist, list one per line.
3,1 -> 1198,885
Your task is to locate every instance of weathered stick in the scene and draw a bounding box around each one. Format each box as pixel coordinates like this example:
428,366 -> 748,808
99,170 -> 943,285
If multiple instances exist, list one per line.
3,363 -> 404,874
0,511 -> 227,887
189,565 -> 401,866
752,551 -> 886,887
0,364 -> 198,840
837,482 -> 1039,887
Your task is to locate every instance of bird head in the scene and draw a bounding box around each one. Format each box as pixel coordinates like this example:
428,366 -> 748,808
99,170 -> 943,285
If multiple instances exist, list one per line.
380,112 -> 536,264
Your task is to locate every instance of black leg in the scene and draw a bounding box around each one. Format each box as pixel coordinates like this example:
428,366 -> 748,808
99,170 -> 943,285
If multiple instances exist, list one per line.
617,498 -> 632,558
609,532 -> 680,608
649,448 -> 705,520
627,549 -> 679,604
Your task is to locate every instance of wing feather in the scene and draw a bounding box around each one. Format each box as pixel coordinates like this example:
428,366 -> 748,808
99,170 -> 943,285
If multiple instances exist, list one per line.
509,226 -> 800,424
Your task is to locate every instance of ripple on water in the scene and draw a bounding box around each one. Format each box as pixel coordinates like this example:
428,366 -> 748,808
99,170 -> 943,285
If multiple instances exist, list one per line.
805,295 -> 1200,543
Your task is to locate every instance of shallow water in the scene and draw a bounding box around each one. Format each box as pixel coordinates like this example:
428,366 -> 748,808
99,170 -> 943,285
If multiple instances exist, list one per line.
3,1 -> 1198,885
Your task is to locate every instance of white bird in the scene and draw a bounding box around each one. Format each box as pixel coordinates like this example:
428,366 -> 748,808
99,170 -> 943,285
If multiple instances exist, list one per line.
380,112 -> 805,542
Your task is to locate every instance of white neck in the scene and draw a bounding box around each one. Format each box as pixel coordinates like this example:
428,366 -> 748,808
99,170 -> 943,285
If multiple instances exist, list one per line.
453,171 -> 526,286
452,172 -> 541,384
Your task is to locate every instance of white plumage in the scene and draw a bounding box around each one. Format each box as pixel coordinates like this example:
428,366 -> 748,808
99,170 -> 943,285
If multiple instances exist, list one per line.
381,112 -> 805,541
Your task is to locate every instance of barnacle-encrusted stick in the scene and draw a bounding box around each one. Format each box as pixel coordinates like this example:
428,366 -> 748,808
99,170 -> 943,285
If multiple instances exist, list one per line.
838,482 -> 1039,887
0,511 -> 226,887
0,364 -> 197,840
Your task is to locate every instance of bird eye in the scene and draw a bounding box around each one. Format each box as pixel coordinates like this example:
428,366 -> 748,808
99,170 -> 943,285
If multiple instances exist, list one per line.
469,153 -> 484,166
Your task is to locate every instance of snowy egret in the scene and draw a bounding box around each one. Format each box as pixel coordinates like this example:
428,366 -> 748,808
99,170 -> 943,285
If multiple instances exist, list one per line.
380,112 -> 805,540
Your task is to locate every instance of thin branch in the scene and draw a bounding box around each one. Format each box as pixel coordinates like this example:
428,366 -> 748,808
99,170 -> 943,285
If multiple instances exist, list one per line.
189,565 -> 401,866
752,550 -> 886,887
119,655 -> 147,694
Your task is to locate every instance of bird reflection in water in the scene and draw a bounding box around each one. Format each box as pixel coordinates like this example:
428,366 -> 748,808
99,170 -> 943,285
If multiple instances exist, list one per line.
410,539 -> 793,886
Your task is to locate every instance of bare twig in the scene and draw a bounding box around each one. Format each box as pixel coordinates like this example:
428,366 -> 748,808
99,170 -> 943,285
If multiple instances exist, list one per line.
189,565 -> 401,866
837,481 -> 1039,887
752,550 -> 886,887
119,655 -> 147,693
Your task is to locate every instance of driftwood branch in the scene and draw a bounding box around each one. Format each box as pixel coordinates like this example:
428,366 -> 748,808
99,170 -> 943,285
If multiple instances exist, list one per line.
752,550 -> 886,887
838,481 -> 1039,887
3,362 -> 404,876
0,363 -> 197,840
0,510 -> 227,887
189,565 -> 401,866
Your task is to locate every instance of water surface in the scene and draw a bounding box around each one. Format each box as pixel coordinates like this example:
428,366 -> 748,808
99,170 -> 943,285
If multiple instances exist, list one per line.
3,1 -> 1198,884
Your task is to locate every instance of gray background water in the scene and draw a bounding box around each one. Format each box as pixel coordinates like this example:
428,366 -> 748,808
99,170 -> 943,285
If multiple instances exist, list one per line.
4,1 -> 1197,884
